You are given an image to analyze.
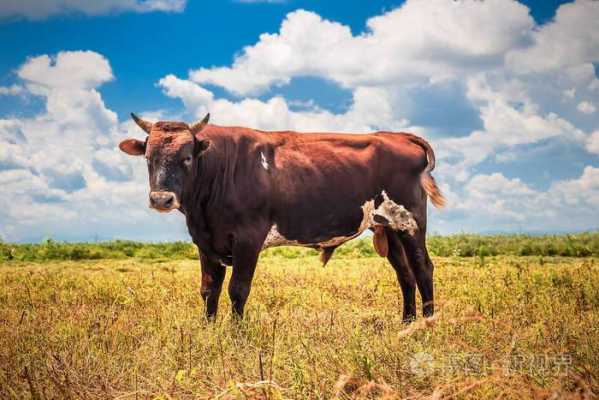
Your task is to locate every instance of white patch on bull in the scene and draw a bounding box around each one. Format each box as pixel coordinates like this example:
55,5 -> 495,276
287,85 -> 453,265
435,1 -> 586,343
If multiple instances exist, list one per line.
371,191 -> 418,235
260,152 -> 269,170
262,224 -> 300,249
262,191 -> 417,250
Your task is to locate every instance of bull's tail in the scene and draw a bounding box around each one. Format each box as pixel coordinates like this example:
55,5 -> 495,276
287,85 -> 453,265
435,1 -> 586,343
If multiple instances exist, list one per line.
408,135 -> 446,209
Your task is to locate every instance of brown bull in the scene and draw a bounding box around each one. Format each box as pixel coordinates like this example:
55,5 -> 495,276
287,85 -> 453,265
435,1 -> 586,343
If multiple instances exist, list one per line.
119,113 -> 444,322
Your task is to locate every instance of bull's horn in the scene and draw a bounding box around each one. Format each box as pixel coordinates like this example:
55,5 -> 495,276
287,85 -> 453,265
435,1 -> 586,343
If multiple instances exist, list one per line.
130,113 -> 153,134
190,113 -> 210,135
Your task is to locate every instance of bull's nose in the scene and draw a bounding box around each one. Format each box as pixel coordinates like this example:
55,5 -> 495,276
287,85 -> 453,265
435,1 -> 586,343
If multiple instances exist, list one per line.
149,191 -> 178,211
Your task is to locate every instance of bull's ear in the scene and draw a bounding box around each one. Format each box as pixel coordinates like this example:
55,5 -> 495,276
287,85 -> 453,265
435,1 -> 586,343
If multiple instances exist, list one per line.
119,138 -> 146,156
194,139 -> 210,156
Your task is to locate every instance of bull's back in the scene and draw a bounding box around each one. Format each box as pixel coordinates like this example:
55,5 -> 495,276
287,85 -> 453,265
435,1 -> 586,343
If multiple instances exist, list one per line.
270,131 -> 425,194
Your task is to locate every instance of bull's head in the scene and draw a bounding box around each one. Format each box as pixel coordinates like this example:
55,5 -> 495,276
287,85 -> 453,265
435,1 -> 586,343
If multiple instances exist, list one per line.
119,113 -> 211,212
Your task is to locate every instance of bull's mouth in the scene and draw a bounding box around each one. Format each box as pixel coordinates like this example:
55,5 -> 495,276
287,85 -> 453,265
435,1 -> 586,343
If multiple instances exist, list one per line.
151,205 -> 180,213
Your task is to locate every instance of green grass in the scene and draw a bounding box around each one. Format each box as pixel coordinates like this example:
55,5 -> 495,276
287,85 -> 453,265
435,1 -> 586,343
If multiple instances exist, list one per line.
0,247 -> 598,399
1,232 -> 598,262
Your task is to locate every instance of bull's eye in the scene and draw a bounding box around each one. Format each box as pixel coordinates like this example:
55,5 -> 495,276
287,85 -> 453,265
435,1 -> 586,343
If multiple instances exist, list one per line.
183,156 -> 192,166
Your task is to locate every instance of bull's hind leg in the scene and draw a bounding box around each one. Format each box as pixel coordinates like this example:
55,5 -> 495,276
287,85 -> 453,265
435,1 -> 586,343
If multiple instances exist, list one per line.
386,229 -> 417,323
399,231 -> 434,317
200,253 -> 226,320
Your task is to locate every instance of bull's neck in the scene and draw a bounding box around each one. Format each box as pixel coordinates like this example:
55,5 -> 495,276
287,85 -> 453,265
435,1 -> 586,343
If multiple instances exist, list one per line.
180,133 -> 241,264
181,152 -> 218,222
178,153 -> 220,257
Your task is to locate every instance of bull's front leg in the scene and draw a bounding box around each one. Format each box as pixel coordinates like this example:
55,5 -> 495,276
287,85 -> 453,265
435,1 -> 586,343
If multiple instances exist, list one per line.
199,253 -> 226,320
228,240 -> 261,317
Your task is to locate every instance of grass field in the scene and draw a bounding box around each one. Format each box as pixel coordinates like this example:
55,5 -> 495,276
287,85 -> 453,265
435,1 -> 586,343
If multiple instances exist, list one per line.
1,238 -> 598,399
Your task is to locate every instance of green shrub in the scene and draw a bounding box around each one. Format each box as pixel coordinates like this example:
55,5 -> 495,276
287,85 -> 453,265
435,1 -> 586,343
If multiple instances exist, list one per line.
1,232 -> 597,262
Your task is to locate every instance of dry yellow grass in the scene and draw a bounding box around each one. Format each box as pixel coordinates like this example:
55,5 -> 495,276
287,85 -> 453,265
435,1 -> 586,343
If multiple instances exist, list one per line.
0,254 -> 598,399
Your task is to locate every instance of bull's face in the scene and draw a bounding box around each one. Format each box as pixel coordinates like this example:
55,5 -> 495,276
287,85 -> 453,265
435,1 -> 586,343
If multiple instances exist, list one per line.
119,113 -> 210,213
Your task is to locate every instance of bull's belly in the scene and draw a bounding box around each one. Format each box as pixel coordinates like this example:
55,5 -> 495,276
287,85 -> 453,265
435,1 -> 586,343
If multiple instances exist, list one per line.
262,190 -> 418,250
262,220 -> 366,250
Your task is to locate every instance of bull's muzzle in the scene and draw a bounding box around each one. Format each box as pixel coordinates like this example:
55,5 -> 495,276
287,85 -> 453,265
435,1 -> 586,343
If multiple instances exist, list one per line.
149,191 -> 180,212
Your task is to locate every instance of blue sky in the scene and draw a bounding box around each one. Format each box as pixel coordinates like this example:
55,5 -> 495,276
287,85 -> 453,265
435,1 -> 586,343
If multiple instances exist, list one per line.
0,0 -> 598,242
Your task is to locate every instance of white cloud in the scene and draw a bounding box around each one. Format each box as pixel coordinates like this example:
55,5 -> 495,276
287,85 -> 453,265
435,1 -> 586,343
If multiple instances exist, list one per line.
0,0 -> 186,20
462,173 -> 540,221
18,51 -> 113,92
577,100 -> 596,114
7,52 -> 119,181
436,74 -> 588,182
586,131 -> 599,154
506,0 -> 599,73
189,1 -> 533,96
0,51 -> 189,242
444,167 -> 599,231
159,74 -> 411,132
550,166 -> 599,210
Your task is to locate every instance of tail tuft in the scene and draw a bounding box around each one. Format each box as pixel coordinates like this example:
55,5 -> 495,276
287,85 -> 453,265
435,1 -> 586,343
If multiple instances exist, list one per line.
421,174 -> 446,209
